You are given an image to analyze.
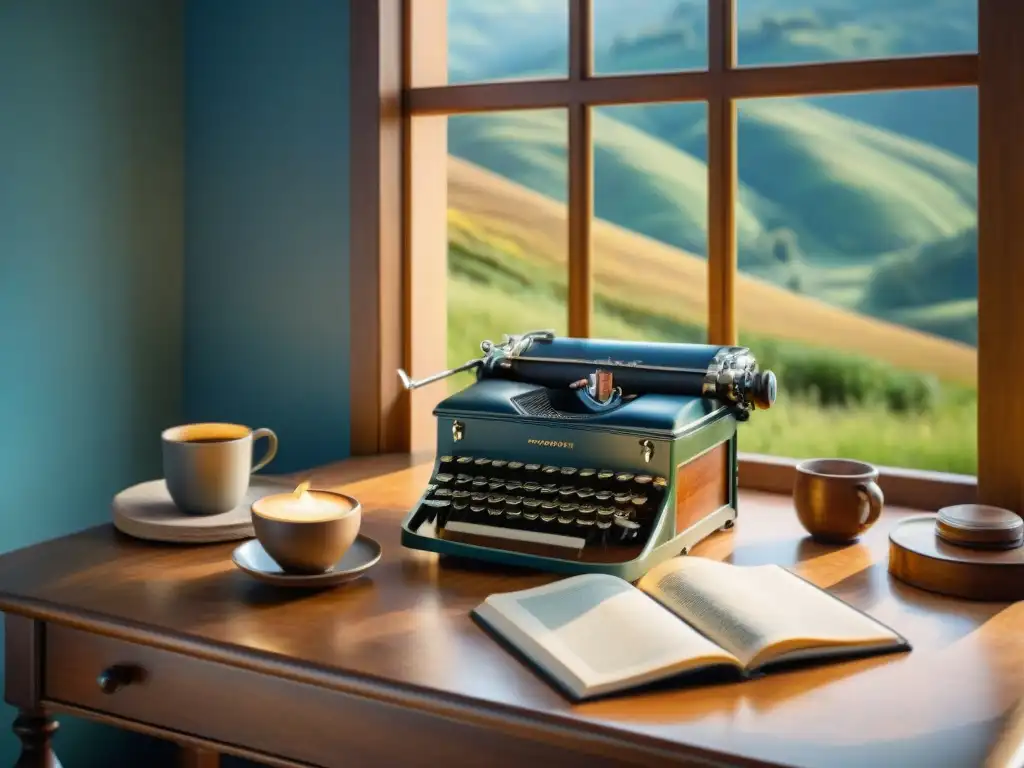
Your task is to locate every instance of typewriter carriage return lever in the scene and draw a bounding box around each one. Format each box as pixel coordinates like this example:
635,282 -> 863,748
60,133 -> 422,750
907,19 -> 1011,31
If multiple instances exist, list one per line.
398,331 -> 777,582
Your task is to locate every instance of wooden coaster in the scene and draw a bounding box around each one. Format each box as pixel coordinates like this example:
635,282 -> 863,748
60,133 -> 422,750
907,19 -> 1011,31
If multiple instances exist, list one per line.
935,504 -> 1024,549
889,513 -> 1024,601
112,477 -> 293,544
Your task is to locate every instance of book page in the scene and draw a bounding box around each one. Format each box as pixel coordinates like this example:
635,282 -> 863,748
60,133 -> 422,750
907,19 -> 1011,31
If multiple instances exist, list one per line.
639,558 -> 902,670
477,573 -> 740,699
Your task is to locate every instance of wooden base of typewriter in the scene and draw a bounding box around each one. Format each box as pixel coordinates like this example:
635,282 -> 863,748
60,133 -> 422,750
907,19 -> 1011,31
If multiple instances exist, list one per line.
400,439 -> 738,582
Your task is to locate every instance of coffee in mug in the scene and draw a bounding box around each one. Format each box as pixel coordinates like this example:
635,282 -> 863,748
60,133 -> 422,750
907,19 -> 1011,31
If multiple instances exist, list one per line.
793,458 -> 884,543
162,423 -> 278,515
251,485 -> 361,574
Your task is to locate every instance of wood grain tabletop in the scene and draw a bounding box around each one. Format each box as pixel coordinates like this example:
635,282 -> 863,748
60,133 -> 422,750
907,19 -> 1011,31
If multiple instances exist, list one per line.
0,453 -> 1020,768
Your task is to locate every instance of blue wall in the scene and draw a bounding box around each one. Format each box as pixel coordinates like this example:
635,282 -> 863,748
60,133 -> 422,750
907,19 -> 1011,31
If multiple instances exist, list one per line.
0,1 -> 184,765
185,0 -> 352,474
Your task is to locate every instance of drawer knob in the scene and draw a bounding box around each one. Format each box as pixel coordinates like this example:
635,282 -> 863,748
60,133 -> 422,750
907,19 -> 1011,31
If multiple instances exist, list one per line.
97,664 -> 140,694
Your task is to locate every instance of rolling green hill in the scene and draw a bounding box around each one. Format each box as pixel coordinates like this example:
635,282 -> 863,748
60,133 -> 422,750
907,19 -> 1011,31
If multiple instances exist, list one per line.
449,101 -> 978,334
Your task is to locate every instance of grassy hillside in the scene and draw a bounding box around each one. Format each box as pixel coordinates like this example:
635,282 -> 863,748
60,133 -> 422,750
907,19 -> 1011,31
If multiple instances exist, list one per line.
447,158 -> 977,474
449,98 -> 978,343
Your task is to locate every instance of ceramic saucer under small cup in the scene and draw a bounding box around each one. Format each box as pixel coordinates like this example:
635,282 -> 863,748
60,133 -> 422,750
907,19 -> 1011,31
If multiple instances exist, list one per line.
232,535 -> 382,587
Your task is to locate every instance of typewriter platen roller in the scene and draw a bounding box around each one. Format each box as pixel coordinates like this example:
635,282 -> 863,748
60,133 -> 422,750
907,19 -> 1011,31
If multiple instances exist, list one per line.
398,331 -> 777,582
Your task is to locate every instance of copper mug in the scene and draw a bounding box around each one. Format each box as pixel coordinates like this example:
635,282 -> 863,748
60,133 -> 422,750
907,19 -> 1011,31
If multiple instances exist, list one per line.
794,459 -> 884,543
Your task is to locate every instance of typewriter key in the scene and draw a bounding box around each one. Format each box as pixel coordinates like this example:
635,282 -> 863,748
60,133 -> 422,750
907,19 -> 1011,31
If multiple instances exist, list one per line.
522,510 -> 539,522
452,490 -> 471,499
597,507 -> 616,521
635,475 -> 653,485
456,456 -> 474,465
595,490 -> 613,501
488,480 -> 505,490
560,467 -> 577,476
542,465 -> 560,475
631,495 -> 648,506
505,496 -> 522,507
615,472 -> 635,483
504,480 -> 522,491
653,477 -> 668,488
578,504 -> 597,517
540,484 -> 558,496
470,505 -> 486,514
614,492 -> 632,504
597,470 -> 615,481
487,494 -> 505,504
505,508 -> 522,520
474,457 -> 491,466
578,468 -> 597,479
523,481 -> 540,492
507,461 -> 524,471
559,503 -> 579,514
434,473 -> 454,484
595,519 -> 612,531
576,488 -> 595,499
439,455 -> 454,463
558,485 -> 576,497
557,514 -> 575,526
487,506 -> 503,517
452,501 -> 469,511
491,459 -> 508,469
524,463 -> 541,472
471,477 -> 488,488
455,474 -> 472,485
523,498 -> 541,510
540,502 -> 559,522
423,499 -> 450,508
434,488 -> 453,497
614,515 -> 642,533
470,492 -> 488,502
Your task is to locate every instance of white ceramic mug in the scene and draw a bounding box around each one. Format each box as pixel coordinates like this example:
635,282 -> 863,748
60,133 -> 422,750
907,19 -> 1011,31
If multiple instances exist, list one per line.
162,423 -> 278,515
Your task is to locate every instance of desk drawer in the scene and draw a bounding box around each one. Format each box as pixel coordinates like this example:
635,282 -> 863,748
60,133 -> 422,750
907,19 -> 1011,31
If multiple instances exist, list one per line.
44,625 -> 638,768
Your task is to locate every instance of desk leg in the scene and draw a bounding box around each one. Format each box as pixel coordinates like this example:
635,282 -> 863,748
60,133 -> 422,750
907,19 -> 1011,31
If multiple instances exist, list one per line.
12,709 -> 61,768
179,746 -> 219,768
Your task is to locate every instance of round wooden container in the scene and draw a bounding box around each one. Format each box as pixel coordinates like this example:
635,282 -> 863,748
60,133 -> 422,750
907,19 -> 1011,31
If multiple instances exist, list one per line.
889,510 -> 1024,601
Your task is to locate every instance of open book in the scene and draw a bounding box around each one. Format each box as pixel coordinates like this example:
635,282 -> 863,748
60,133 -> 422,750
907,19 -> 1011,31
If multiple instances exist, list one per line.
472,557 -> 910,701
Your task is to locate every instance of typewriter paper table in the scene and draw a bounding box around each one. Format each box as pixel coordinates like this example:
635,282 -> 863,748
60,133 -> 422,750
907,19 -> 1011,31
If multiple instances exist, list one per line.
0,454 -> 1021,768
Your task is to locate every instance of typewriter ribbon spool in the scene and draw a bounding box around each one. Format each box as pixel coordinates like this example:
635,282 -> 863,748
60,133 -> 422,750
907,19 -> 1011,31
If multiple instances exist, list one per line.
396,331 -> 778,581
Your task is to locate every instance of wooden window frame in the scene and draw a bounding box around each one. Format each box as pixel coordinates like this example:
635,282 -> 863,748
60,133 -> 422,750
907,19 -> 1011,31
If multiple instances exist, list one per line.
350,0 -> 1024,513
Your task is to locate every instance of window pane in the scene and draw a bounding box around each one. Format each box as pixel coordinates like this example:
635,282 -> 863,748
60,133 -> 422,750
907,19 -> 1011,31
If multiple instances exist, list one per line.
445,0 -> 568,85
447,110 -> 568,393
592,103 -> 708,342
737,0 -> 977,66
593,0 -> 707,74
735,88 -> 977,475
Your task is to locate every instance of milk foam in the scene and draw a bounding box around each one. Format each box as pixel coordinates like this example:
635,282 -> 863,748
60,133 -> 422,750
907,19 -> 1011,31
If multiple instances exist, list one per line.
255,490 -> 354,523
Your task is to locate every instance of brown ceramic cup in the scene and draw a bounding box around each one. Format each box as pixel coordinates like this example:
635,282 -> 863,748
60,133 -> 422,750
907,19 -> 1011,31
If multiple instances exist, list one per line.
794,458 -> 884,543
251,490 -> 361,574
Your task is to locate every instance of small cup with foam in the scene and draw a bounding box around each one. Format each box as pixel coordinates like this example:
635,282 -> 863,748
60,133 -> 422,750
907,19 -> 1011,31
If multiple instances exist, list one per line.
251,482 -> 362,574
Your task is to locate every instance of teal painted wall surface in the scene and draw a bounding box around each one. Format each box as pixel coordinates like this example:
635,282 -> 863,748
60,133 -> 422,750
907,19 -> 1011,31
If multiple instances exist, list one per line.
0,1 -> 184,765
184,0 -> 352,474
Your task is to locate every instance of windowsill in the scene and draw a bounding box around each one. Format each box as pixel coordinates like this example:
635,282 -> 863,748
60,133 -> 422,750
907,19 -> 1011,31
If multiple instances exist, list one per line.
738,452 -> 976,512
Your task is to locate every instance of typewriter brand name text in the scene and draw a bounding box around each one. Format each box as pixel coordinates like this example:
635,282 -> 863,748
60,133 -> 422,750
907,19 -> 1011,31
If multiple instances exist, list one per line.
527,438 -> 574,450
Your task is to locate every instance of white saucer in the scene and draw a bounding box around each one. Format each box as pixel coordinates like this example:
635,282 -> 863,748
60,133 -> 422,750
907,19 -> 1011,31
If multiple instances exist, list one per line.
231,535 -> 382,587
112,477 -> 292,544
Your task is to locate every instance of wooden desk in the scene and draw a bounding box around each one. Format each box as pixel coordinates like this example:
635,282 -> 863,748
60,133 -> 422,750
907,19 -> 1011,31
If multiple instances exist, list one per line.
1,454 -> 1022,768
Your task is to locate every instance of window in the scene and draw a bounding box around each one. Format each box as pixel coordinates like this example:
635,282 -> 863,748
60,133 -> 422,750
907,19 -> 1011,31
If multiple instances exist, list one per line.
351,1 -> 1024,512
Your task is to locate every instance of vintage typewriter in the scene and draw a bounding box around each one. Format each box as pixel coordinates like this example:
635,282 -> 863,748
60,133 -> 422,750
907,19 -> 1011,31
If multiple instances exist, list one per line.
398,331 -> 776,581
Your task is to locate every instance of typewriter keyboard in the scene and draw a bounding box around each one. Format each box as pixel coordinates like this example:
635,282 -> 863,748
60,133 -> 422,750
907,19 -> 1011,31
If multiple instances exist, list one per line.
415,455 -> 669,557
